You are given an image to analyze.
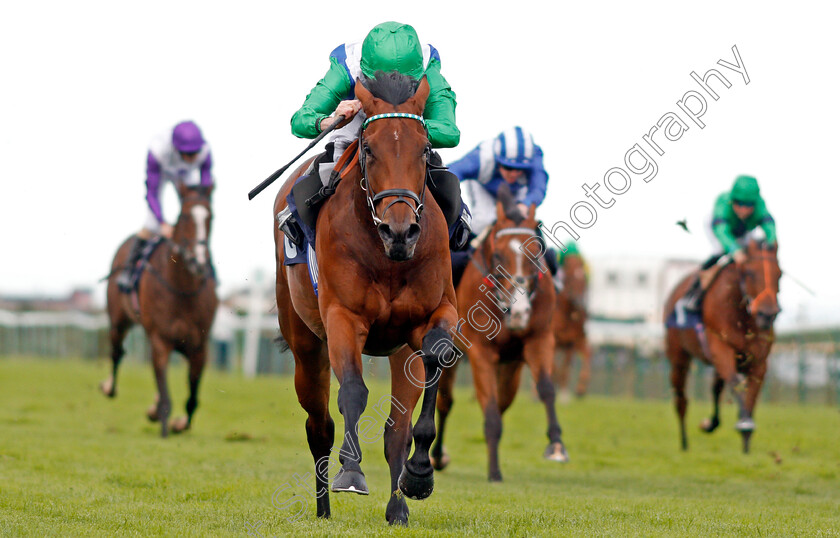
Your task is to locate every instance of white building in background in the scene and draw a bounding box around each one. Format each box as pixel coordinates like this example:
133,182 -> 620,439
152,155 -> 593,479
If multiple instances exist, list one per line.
584,256 -> 699,350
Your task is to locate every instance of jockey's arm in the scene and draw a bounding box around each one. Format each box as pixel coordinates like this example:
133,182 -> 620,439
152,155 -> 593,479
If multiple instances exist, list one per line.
200,151 -> 213,187
755,199 -> 777,245
290,57 -> 353,139
145,151 -> 165,224
446,145 -> 482,181
522,150 -> 549,207
422,59 -> 459,149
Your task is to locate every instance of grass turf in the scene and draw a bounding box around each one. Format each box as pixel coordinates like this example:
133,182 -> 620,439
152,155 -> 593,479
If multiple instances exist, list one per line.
0,357 -> 838,536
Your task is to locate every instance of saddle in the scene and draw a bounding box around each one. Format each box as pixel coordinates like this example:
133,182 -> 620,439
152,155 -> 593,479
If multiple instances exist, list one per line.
122,236 -> 164,294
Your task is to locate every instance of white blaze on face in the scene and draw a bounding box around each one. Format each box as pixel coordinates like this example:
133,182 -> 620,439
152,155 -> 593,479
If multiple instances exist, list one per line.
191,205 -> 210,265
506,238 -> 531,327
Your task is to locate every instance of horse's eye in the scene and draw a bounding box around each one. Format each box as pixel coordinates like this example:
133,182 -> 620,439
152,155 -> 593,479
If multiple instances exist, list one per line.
363,144 -> 373,156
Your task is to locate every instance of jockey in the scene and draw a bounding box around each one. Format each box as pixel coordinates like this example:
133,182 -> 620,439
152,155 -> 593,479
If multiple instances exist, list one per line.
554,240 -> 587,291
280,21 -> 471,250
449,126 -> 549,234
117,121 -> 213,291
448,127 -> 556,285
680,174 -> 777,312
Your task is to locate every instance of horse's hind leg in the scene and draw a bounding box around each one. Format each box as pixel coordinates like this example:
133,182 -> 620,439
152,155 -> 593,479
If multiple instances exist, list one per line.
384,347 -> 423,525
575,340 -> 592,397
149,335 -> 174,438
553,347 -> 573,403
293,342 -> 334,518
524,335 -> 568,463
171,346 -> 207,434
667,335 -> 691,451
700,374 -> 724,433
101,319 -> 131,398
430,358 -> 458,471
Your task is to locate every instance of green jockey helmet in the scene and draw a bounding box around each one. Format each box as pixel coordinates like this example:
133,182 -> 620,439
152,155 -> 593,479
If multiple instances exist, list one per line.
360,22 -> 424,80
730,175 -> 760,206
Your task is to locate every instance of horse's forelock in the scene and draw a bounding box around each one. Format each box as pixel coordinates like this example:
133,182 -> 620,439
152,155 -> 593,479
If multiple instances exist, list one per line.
361,71 -> 420,106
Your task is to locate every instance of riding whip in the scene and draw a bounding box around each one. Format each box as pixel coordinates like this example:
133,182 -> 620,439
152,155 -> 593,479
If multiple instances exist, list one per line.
248,115 -> 345,200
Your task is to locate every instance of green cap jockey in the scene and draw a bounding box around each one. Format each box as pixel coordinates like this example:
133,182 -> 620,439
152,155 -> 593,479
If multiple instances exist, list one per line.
361,22 -> 424,80
711,175 -> 776,254
290,21 -> 459,148
556,241 -> 581,267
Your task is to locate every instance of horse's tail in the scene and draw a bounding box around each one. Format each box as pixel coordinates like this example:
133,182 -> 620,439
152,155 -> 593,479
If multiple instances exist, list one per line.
274,332 -> 290,352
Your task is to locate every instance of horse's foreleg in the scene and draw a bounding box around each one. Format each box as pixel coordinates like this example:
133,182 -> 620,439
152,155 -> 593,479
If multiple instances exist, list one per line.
700,374 -> 724,433
384,347 -> 423,525
172,346 -> 207,434
739,358 -> 768,454
430,358 -> 458,471
524,335 -> 568,463
468,343 -> 503,481
149,335 -> 173,438
398,326 -> 450,499
326,310 -> 370,495
708,338 -> 753,448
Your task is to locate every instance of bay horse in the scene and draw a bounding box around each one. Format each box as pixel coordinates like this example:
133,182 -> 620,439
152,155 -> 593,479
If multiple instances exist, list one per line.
432,185 -> 568,482
101,184 -> 218,438
552,252 -> 592,399
272,72 -> 457,525
664,240 -> 780,453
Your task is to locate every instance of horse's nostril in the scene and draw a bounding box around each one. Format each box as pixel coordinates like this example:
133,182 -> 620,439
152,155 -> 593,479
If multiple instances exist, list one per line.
377,224 -> 393,242
406,223 -> 421,243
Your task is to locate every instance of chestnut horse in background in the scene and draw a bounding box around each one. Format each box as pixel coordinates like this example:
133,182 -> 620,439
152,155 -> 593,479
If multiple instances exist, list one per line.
552,252 -> 592,399
102,184 -> 217,438
273,73 -> 457,525
432,185 -> 568,482
664,240 -> 780,453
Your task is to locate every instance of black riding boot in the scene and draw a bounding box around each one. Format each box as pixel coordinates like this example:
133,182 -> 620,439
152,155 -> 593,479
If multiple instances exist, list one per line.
118,236 -> 147,292
427,151 -> 471,250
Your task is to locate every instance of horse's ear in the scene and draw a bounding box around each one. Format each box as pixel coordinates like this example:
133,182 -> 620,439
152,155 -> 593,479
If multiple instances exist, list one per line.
355,78 -> 374,110
176,181 -> 189,200
496,197 -> 507,224
527,203 -> 537,222
406,75 -> 430,114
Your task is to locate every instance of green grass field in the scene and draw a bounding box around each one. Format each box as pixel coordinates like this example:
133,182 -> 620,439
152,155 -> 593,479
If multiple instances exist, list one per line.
1,357 -> 838,537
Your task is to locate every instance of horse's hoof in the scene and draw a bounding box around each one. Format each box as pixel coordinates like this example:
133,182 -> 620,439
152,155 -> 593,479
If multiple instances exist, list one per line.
735,418 -> 755,432
700,417 -> 720,433
99,378 -> 115,398
170,416 -> 190,434
430,450 -> 450,471
385,491 -> 409,526
146,405 -> 159,422
544,442 -> 569,463
331,468 -> 369,495
398,465 -> 434,500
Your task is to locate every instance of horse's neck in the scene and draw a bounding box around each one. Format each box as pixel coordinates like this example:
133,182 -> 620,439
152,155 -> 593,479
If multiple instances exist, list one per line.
709,266 -> 755,330
161,237 -> 198,286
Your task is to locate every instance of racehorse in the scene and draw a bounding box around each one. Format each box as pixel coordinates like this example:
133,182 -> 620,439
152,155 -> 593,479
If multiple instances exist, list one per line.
664,240 -> 780,453
431,185 -> 568,482
552,252 -> 592,399
272,72 -> 457,525
101,184 -> 217,438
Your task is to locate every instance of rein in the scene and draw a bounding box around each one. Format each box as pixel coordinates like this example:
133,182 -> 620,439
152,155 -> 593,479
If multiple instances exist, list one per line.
358,113 -> 429,226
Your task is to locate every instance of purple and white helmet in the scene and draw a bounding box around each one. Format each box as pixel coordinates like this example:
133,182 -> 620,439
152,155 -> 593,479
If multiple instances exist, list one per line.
172,121 -> 204,153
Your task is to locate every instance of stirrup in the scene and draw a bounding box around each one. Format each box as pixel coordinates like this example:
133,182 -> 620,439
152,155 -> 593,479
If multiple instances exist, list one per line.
449,208 -> 472,250
276,207 -> 304,248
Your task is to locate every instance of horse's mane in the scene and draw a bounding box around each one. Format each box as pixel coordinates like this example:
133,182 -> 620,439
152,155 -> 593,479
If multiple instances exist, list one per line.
361,71 -> 420,105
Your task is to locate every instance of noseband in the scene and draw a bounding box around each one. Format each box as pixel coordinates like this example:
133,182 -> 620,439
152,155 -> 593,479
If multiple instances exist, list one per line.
474,226 -> 543,311
359,113 -> 429,226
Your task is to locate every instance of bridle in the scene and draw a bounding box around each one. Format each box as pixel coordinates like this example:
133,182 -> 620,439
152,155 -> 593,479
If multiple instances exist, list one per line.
358,112 -> 429,226
170,191 -> 213,278
472,226 -> 544,311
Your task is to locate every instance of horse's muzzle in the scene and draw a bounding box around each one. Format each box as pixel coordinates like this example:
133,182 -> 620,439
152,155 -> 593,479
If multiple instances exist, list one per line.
378,222 -> 421,261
